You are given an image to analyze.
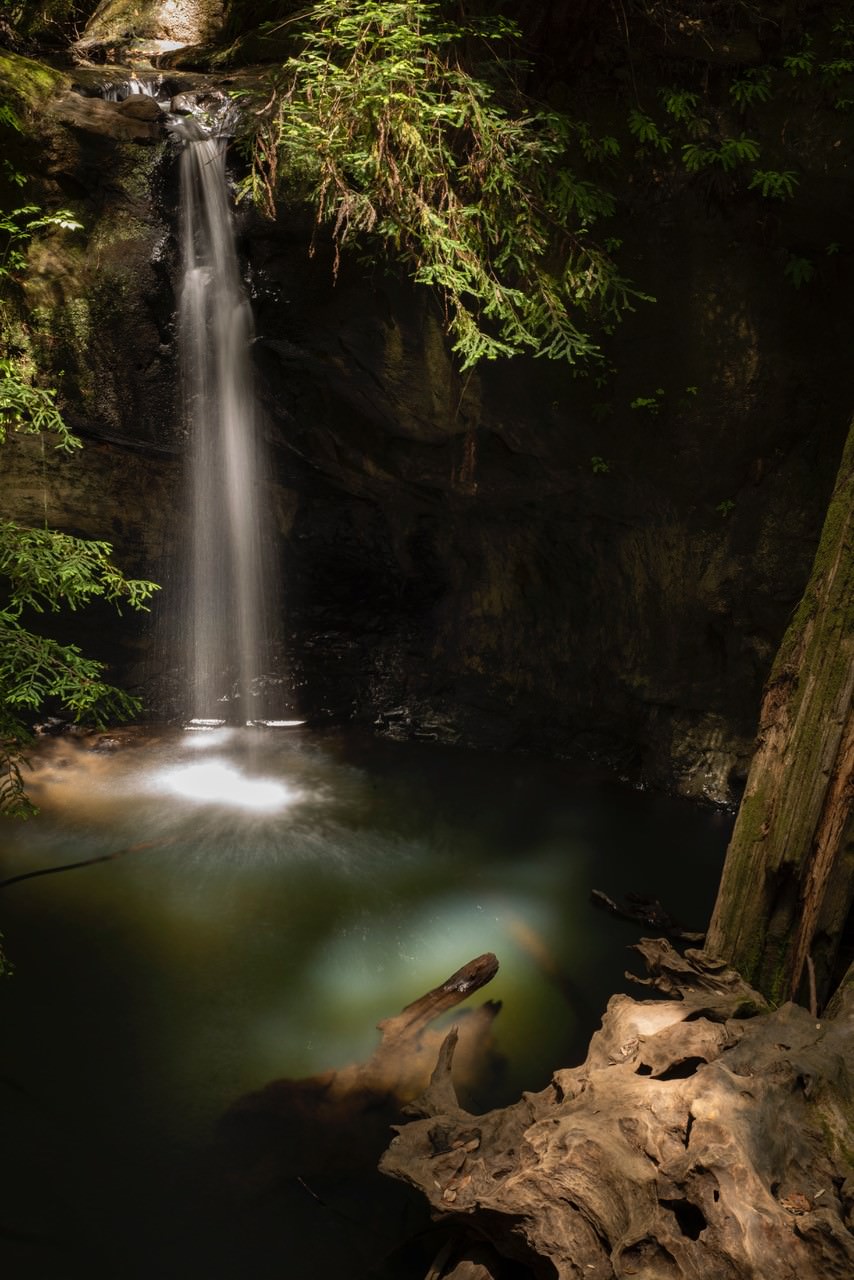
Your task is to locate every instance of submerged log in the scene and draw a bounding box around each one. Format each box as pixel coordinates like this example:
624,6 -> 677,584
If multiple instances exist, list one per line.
590,889 -> 705,945
219,954 -> 502,1185
381,941 -> 854,1280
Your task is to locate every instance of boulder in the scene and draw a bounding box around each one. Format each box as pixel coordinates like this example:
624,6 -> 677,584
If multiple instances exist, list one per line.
74,0 -> 225,63
116,93 -> 164,121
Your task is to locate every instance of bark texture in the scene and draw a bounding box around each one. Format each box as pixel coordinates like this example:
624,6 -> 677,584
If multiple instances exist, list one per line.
706,420 -> 854,1006
382,941 -> 854,1280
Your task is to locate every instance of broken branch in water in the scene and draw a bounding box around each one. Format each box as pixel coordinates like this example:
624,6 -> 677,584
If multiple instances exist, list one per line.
218,953 -> 503,1184
590,887 -> 705,943
0,837 -> 174,890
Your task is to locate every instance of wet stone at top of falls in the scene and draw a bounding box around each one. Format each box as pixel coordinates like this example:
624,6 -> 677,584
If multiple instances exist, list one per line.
116,94 -> 165,121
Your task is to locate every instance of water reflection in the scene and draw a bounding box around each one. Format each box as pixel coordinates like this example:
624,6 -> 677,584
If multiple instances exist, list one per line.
155,760 -> 299,810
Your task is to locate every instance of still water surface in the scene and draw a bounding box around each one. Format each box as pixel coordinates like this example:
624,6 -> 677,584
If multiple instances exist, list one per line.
0,728 -> 731,1278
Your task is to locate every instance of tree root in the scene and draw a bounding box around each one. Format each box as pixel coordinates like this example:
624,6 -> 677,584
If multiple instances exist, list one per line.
381,940 -> 854,1280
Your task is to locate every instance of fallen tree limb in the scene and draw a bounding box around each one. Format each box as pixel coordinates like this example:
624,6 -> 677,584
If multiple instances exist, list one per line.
590,889 -> 705,945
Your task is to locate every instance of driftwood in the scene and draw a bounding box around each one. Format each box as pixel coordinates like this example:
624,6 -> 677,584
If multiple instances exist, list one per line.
218,953 -> 502,1187
381,940 -> 854,1280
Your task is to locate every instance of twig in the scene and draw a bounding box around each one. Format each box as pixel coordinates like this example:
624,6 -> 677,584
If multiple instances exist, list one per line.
806,954 -> 818,1018
0,837 -> 173,890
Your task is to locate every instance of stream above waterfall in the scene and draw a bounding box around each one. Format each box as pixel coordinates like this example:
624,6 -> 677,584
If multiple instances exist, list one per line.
0,729 -> 731,1278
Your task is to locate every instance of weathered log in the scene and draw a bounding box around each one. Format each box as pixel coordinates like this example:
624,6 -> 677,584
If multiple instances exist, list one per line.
381,941 -> 854,1280
706,420 -> 854,1007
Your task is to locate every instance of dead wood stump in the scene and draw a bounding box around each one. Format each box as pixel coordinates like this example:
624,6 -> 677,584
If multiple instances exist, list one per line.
381,940 -> 854,1279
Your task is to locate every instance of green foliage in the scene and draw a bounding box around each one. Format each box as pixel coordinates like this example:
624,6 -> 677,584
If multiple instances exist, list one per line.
748,168 -> 799,200
0,203 -> 85,453
0,623 -> 145,726
0,144 -> 158,818
821,57 -> 854,81
0,523 -> 158,616
729,69 -> 773,109
784,254 -> 815,289
0,359 -> 82,450
659,88 -> 699,122
682,134 -> 759,174
658,88 -> 708,137
783,40 -> 816,78
576,122 -> 620,163
716,499 -> 736,517
630,388 -> 665,415
0,509 -> 159,817
0,102 -> 26,187
240,0 -> 647,368
0,204 -> 83,281
0,520 -> 158,817
628,108 -> 673,152
590,455 -> 610,474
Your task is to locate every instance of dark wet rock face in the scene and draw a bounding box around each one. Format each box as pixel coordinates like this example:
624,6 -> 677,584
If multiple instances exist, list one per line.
2,68 -> 850,802
241,198 -> 846,802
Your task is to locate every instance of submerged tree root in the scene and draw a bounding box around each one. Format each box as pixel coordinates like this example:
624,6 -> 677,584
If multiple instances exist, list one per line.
381,940 -> 854,1280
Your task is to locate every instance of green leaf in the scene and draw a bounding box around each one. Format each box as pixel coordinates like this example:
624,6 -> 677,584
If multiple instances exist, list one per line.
784,254 -> 815,289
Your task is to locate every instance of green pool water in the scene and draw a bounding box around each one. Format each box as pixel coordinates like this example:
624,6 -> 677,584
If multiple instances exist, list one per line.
0,727 -> 732,1278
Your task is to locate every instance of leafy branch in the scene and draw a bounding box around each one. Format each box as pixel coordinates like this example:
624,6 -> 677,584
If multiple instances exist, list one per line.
0,204 -> 83,283
0,358 -> 82,450
239,0 -> 648,369
0,522 -> 159,616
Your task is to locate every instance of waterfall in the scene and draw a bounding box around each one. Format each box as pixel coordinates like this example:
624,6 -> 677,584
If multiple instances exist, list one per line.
102,77 -> 163,100
173,112 -> 278,723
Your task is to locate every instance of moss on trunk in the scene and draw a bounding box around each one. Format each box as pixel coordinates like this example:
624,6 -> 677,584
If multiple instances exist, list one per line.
706,420 -> 854,1006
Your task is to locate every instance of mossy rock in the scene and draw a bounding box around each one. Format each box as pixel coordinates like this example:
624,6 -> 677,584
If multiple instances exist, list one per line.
0,49 -> 69,114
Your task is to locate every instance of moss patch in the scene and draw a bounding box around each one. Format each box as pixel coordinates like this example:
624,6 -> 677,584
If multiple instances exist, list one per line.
0,50 -> 68,114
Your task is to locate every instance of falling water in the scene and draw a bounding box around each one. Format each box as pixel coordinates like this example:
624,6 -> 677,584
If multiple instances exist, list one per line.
102,77 -> 163,100
172,110 -> 277,722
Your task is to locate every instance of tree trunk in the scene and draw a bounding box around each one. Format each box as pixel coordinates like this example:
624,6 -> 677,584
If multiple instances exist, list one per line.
705,420 -> 854,1007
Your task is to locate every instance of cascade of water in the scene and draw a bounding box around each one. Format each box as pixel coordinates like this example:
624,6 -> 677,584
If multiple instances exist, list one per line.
102,77 -> 164,101
172,111 -> 278,722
